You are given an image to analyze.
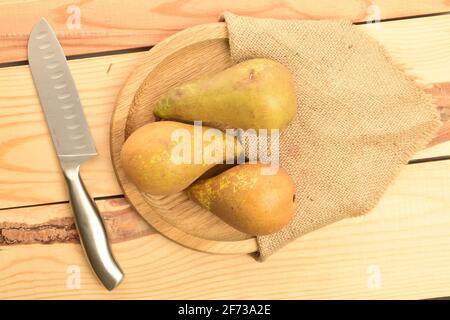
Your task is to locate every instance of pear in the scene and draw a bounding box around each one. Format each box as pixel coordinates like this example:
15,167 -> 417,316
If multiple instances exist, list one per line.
187,163 -> 295,235
121,121 -> 242,195
153,59 -> 296,130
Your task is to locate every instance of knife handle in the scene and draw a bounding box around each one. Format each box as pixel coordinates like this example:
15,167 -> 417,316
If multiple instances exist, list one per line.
62,161 -> 124,291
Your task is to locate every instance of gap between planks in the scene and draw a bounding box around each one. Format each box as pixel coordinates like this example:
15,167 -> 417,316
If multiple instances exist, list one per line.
2,11 -> 450,69
0,14 -> 450,209
1,159 -> 450,243
1,0 -> 450,63
1,160 -> 450,299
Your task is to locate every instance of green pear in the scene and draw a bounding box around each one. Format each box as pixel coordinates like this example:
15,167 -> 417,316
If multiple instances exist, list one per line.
153,59 -> 296,130
187,163 -> 296,235
121,121 -> 242,196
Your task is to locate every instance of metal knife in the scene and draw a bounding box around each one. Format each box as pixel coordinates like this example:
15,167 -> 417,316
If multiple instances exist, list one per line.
28,18 -> 124,290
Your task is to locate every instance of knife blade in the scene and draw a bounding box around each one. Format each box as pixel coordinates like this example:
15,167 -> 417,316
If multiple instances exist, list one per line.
28,18 -> 123,290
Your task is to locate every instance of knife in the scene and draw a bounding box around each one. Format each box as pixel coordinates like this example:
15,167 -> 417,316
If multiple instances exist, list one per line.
28,18 -> 124,290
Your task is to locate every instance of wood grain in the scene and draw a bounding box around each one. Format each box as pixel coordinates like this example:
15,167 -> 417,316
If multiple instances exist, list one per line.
1,0 -> 449,63
0,52 -> 143,208
427,82 -> 450,147
1,160 -> 450,299
1,14 -> 450,209
0,198 -> 152,245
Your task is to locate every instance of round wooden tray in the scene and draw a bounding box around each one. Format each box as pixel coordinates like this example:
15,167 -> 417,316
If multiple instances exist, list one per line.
111,23 -> 258,254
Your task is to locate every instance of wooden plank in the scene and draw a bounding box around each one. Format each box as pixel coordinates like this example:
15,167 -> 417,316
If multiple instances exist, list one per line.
426,82 -> 450,148
1,15 -> 450,209
0,0 -> 449,63
0,52 -> 144,208
0,198 -> 152,245
360,15 -> 450,84
1,160 -> 450,299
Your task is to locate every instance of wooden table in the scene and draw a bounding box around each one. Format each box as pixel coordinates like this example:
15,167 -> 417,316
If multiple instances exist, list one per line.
1,0 -> 450,299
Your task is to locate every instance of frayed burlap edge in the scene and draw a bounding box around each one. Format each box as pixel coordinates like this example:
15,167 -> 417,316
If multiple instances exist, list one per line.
221,12 -> 442,261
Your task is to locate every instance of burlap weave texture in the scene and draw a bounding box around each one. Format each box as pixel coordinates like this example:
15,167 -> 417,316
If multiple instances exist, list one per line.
222,12 -> 441,259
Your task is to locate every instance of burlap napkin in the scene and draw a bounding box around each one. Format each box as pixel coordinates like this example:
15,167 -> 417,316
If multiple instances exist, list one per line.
221,12 -> 441,260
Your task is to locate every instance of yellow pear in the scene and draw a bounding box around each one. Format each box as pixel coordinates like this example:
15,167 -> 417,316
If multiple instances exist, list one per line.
187,163 -> 295,235
121,121 -> 242,195
153,58 -> 296,130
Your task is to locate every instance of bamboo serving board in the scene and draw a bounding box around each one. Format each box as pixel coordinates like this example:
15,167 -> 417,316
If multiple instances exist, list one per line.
111,23 -> 258,254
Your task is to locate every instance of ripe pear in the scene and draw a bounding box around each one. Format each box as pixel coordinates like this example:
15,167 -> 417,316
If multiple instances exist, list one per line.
153,58 -> 296,130
121,121 -> 242,195
187,163 -> 295,235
